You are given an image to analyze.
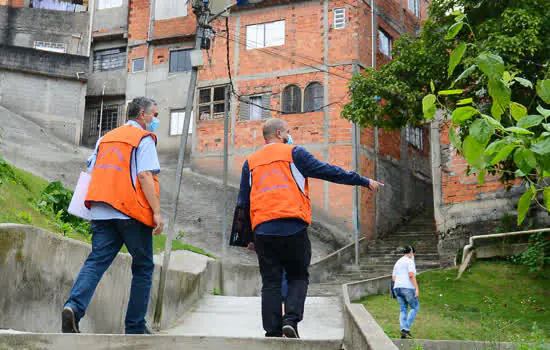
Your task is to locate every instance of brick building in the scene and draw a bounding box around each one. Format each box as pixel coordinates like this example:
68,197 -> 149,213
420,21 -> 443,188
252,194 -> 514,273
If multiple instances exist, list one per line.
191,0 -> 433,243
0,1 -> 89,144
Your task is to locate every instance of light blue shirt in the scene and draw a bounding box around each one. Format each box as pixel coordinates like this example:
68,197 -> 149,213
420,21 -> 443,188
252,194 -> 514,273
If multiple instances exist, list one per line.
87,120 -> 160,220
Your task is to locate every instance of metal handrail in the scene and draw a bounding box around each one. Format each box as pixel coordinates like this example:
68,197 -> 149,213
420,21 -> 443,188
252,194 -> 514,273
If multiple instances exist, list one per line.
456,227 -> 550,279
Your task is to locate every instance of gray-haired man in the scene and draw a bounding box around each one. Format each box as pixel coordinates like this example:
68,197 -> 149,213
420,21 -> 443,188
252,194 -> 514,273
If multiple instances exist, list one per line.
62,97 -> 163,334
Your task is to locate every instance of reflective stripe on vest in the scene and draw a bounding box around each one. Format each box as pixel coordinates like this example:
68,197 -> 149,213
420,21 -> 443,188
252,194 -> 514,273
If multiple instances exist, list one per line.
248,143 -> 311,230
84,125 -> 159,227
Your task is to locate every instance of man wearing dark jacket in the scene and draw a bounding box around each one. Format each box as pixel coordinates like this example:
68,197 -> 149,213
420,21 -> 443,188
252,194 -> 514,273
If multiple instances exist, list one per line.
237,118 -> 383,338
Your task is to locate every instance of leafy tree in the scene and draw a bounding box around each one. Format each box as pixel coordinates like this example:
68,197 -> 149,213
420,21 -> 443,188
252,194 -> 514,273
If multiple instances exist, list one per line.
343,0 -> 550,224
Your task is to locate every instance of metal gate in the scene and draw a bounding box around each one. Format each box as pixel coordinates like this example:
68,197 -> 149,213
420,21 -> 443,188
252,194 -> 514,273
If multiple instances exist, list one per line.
83,104 -> 125,147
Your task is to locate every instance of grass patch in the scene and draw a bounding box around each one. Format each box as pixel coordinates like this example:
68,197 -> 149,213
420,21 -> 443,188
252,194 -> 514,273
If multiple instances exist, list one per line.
0,160 -> 214,259
360,261 -> 550,342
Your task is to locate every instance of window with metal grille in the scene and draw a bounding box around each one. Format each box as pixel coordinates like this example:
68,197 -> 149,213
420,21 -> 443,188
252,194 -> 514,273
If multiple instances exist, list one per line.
406,125 -> 423,150
282,85 -> 301,114
198,86 -> 230,120
34,41 -> 67,53
408,0 -> 420,17
246,20 -> 285,50
378,29 -> 392,57
170,109 -> 194,136
93,48 -> 126,72
132,58 -> 145,72
333,8 -> 346,29
304,83 -> 324,112
239,94 -> 271,121
169,49 -> 192,73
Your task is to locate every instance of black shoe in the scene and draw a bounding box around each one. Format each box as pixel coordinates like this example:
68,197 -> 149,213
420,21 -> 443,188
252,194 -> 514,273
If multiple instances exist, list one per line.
282,325 -> 300,339
401,329 -> 412,339
62,306 -> 80,333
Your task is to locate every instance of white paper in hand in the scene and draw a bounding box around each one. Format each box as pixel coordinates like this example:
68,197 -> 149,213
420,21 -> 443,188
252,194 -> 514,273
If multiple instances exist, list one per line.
68,172 -> 92,221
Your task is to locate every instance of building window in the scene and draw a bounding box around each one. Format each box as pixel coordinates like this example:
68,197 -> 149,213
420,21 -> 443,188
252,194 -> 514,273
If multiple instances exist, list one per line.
408,0 -> 420,17
246,20 -> 285,50
34,41 -> 67,53
304,83 -> 324,112
169,49 -> 192,73
155,0 -> 187,20
132,58 -> 145,72
198,86 -> 230,120
282,85 -> 302,114
98,0 -> 122,10
93,48 -> 126,72
378,29 -> 392,57
239,94 -> 271,121
333,8 -> 346,29
406,125 -> 423,150
170,110 -> 194,136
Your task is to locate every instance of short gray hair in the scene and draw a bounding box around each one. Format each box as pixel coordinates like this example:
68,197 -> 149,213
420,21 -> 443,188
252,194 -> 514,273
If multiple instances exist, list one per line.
262,118 -> 287,140
127,97 -> 157,120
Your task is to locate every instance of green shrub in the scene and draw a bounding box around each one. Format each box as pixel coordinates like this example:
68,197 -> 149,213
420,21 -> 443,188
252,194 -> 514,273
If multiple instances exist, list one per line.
510,233 -> 550,272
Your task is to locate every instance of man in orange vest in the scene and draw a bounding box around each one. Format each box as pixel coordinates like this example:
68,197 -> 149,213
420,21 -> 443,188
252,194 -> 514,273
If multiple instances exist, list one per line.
62,97 -> 164,334
237,118 -> 383,338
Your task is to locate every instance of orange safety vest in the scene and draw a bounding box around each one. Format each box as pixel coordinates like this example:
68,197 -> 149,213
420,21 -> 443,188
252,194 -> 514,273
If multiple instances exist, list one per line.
84,125 -> 160,227
248,143 -> 311,231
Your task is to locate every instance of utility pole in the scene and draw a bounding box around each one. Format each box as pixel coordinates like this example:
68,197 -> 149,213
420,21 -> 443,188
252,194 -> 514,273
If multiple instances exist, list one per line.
153,0 -> 211,330
222,85 -> 230,255
351,62 -> 360,266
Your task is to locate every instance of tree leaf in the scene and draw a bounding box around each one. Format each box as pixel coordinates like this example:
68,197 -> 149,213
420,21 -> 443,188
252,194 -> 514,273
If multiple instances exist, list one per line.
438,89 -> 463,96
452,65 -> 476,87
445,22 -> 464,40
505,127 -> 534,135
449,126 -> 461,151
517,188 -> 534,225
510,102 -> 528,121
544,188 -> 550,212
478,170 -> 486,185
452,106 -> 478,125
488,79 -> 511,120
514,148 -> 537,174
490,144 -> 517,165
448,42 -> 467,78
517,114 -> 544,129
457,98 -> 473,106
482,114 -> 504,130
475,53 -> 505,79
469,118 -> 494,145
542,124 -> 550,133
430,80 -> 435,93
485,139 -> 507,155
422,94 -> 437,120
531,138 -> 550,155
537,105 -> 550,118
514,77 -> 533,89
503,71 -> 513,84
536,79 -> 550,104
463,136 -> 485,169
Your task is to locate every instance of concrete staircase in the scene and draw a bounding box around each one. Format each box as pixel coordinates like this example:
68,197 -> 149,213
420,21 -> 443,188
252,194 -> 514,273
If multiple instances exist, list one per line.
308,211 -> 440,297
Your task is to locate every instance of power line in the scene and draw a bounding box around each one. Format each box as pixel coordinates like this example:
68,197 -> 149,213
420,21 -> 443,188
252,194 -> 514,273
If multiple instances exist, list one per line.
221,17 -> 350,115
214,31 -> 352,81
213,25 -> 353,78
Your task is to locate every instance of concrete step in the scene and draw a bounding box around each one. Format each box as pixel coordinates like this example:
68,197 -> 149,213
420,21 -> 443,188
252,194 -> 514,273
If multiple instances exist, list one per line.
360,257 -> 440,265
166,296 -> 344,342
307,283 -> 343,297
0,333 -> 343,350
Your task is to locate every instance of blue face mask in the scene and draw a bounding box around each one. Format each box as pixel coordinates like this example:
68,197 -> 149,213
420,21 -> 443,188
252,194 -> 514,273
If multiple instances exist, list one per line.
146,117 -> 159,133
285,134 -> 293,145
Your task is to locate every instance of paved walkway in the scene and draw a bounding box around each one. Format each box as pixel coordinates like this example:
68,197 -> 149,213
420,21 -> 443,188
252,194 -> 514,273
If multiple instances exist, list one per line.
165,296 -> 344,341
